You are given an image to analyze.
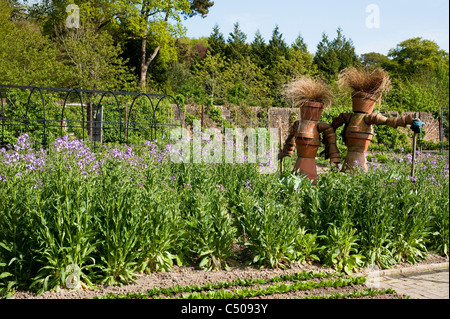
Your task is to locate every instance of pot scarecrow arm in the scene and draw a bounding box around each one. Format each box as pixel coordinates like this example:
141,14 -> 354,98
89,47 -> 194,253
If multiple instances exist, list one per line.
278,120 -> 299,160
331,113 -> 353,131
318,122 -> 340,165
364,113 -> 415,128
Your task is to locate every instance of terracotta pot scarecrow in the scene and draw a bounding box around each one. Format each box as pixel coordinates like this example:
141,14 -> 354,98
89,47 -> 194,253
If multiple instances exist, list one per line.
278,77 -> 340,183
331,67 -> 423,172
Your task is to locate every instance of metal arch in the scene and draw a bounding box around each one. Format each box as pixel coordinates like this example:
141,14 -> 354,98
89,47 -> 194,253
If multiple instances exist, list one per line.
0,84 -> 186,147
25,87 -> 48,147
154,94 -> 185,138
61,89 -> 85,140
128,93 -> 156,142
96,90 -> 122,142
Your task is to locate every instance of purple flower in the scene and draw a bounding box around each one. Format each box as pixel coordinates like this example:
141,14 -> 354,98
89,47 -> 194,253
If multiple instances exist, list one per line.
405,154 -> 413,163
0,174 -> 6,182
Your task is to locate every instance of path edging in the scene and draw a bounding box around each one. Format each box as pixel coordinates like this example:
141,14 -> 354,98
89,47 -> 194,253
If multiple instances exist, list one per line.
363,262 -> 449,278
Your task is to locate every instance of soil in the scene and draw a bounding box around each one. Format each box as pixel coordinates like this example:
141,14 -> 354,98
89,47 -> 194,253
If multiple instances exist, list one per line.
8,253 -> 448,300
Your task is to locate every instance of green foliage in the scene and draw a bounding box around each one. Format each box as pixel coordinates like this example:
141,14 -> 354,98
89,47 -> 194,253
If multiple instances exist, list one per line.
369,121 -> 410,152
184,188 -> 236,271
0,1 -> 66,87
0,134 -> 448,296
313,28 -> 360,83
55,26 -> 136,91
319,222 -> 365,274
387,37 -> 449,77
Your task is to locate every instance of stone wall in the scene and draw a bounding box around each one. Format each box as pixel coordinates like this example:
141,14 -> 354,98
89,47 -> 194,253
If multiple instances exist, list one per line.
182,105 -> 446,143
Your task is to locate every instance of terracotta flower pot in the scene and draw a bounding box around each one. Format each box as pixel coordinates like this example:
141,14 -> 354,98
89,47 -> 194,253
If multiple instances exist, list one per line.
301,102 -> 324,121
352,91 -> 378,114
293,157 -> 318,183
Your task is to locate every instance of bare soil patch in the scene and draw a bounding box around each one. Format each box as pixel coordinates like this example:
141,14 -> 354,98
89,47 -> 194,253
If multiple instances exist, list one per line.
9,254 -> 447,300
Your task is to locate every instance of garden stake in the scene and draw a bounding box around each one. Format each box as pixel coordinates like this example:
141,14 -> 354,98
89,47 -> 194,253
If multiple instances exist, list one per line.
279,126 -> 283,174
410,113 -> 425,178
411,113 -> 418,177
411,133 -> 417,177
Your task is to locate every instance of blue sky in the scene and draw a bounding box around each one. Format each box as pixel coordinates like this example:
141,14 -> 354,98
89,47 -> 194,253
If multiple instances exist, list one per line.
182,0 -> 449,56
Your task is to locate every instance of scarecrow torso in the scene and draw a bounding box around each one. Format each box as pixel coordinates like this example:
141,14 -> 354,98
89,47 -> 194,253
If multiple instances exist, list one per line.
345,113 -> 373,153
294,120 -> 320,158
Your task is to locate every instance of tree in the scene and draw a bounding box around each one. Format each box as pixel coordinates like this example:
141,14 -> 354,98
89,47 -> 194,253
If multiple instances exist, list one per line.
226,22 -> 249,62
184,0 -> 214,18
386,37 -> 449,78
292,33 -> 308,54
55,26 -> 136,90
0,0 -> 66,86
221,56 -> 271,107
266,25 -> 289,66
250,30 -> 267,69
207,24 -> 226,57
192,51 -> 227,104
29,0 -> 214,90
360,52 -> 390,68
313,28 -> 359,82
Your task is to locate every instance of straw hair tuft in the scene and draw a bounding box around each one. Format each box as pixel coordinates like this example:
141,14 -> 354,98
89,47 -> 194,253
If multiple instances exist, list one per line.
284,76 -> 333,108
338,67 -> 392,97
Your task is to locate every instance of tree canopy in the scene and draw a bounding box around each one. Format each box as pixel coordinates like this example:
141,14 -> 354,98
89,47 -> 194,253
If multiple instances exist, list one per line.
0,0 -> 448,115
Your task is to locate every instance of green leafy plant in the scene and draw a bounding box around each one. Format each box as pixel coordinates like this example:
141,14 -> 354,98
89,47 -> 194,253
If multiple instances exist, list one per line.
320,222 -> 365,274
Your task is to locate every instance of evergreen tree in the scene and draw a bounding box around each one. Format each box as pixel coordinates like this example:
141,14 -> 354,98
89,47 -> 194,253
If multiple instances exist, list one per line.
292,33 -> 308,54
266,25 -> 289,66
226,22 -> 249,62
313,28 -> 359,82
250,30 -> 268,68
208,24 -> 226,56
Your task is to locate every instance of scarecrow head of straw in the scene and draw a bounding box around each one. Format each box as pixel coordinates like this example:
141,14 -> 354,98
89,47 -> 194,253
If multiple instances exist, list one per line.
284,76 -> 333,109
338,67 -> 392,101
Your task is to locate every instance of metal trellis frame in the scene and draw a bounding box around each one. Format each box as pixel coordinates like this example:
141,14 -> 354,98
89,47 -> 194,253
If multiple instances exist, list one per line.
0,84 -> 185,149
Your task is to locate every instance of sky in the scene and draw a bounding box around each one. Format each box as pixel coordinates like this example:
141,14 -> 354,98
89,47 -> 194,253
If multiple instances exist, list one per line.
182,0 -> 449,56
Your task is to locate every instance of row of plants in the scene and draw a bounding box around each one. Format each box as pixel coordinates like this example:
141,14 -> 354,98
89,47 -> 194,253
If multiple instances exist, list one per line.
96,270 -> 400,300
98,270 -> 339,299
0,133 -> 448,297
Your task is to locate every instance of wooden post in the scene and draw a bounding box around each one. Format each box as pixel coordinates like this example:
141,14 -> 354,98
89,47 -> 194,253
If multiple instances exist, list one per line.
279,127 -> 283,174
201,105 -> 204,129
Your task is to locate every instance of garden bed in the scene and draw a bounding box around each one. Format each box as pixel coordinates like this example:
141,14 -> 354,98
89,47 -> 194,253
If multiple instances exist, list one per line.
9,253 -> 447,300
1,134 -> 448,299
